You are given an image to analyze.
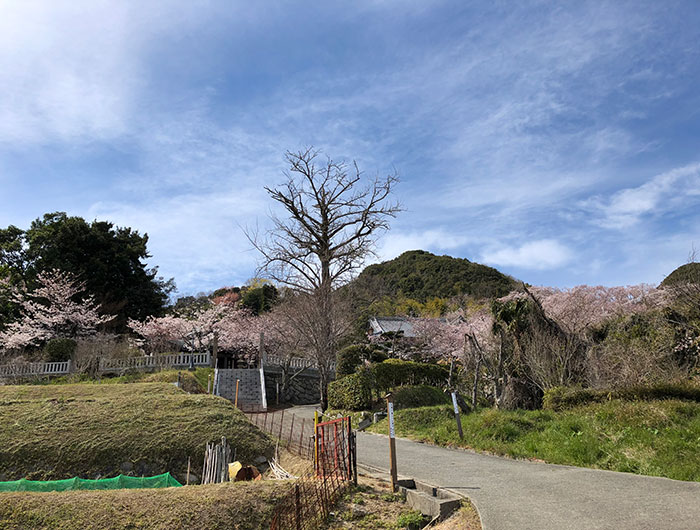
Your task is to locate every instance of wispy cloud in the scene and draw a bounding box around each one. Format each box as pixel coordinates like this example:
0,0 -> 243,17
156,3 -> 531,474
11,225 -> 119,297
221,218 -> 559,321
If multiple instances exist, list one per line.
377,228 -> 472,263
2,1 -> 700,292
481,240 -> 574,271
582,163 -> 700,229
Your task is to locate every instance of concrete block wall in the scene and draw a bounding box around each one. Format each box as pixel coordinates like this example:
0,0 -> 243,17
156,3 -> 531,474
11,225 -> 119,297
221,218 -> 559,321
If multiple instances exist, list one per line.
264,367 -> 322,405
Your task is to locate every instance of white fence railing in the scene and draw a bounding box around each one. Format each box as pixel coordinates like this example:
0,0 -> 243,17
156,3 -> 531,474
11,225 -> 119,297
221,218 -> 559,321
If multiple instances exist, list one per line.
98,352 -> 211,373
0,353 -> 210,378
0,351 -> 337,378
264,353 -> 335,372
0,360 -> 71,378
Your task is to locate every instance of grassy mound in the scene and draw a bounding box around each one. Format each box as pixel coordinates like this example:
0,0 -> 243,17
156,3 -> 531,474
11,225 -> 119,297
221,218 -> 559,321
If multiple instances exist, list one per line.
0,383 -> 273,482
0,482 -> 286,530
367,399 -> 700,481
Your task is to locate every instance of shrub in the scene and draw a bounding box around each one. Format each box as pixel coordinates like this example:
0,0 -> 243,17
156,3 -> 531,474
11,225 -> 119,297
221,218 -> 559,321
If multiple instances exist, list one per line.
328,360 -> 451,411
43,338 -> 77,362
327,370 -> 373,410
396,510 -> 427,529
543,383 -> 700,411
336,344 -> 387,376
371,359 -> 449,393
393,385 -> 451,409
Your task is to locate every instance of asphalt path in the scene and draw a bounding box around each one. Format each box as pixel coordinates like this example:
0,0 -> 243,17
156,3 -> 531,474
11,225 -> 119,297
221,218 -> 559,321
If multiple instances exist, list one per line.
356,431 -> 700,530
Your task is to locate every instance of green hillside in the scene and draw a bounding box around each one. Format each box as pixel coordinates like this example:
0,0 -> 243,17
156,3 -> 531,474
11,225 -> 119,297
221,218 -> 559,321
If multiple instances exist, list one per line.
0,383 -> 273,482
358,250 -> 517,301
660,262 -> 700,287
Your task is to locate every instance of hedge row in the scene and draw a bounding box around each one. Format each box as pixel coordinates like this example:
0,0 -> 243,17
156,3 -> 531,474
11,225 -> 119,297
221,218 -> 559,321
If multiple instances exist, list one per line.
328,359 -> 451,410
335,344 -> 387,377
372,359 -> 450,393
327,371 -> 373,410
543,383 -> 700,411
392,385 -> 451,409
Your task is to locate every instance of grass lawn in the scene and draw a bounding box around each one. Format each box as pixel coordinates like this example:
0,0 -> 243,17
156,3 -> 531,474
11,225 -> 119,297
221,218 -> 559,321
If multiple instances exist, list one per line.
0,382 -> 272,481
0,481 -> 286,530
367,399 -> 700,482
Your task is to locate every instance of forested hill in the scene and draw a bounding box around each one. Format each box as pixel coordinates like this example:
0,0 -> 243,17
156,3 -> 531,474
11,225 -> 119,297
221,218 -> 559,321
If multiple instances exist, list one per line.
660,262 -> 700,287
357,250 -> 518,301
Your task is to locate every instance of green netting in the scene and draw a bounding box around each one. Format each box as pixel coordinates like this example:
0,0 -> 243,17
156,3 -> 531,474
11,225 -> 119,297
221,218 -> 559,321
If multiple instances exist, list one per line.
0,472 -> 182,493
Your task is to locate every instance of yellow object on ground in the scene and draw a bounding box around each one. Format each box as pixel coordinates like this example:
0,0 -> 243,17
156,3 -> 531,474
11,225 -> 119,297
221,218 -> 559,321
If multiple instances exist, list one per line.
229,461 -> 261,482
228,462 -> 243,481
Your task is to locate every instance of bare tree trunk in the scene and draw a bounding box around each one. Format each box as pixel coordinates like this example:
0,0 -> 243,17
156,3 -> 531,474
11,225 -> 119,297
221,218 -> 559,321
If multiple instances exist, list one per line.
472,356 -> 481,410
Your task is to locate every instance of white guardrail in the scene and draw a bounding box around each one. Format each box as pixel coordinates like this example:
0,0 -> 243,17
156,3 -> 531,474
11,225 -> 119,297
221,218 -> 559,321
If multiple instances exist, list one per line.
264,353 -> 335,372
0,353 -> 210,378
98,352 -> 211,373
0,360 -> 72,377
0,352 -> 335,378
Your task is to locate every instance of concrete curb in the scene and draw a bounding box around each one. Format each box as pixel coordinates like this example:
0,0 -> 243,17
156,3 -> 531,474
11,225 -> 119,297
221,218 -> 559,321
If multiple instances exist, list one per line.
358,462 -> 478,526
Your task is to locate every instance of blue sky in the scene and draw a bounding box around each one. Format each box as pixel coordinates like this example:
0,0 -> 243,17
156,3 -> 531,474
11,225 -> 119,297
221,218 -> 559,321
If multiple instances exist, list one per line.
1,1 -> 700,296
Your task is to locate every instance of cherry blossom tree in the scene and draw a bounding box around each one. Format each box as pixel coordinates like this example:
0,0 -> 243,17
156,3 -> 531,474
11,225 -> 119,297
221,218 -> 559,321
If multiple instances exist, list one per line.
413,309 -> 502,409
128,303 -> 263,361
0,269 -> 114,354
525,284 -> 663,335
493,284 -> 667,393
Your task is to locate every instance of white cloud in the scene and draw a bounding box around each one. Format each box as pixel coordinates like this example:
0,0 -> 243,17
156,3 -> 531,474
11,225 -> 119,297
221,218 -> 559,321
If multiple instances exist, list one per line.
584,163 -> 700,229
86,187 -> 270,295
376,229 -> 470,262
0,1 -> 138,144
481,240 -> 573,270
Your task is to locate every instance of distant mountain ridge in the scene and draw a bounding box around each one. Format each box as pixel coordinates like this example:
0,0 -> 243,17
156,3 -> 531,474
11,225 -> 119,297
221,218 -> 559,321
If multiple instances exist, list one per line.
357,250 -> 518,301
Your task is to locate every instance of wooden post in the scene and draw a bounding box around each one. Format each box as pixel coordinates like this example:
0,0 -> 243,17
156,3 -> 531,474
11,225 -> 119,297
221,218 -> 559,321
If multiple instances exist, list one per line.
211,332 -> 218,368
259,331 -> 265,365
177,371 -> 182,389
289,413 -> 296,447
234,379 -> 240,408
386,393 -> 398,492
452,392 -> 464,439
207,374 -> 211,394
314,410 -> 319,474
278,408 -> 285,441
295,483 -> 301,530
186,457 -> 191,486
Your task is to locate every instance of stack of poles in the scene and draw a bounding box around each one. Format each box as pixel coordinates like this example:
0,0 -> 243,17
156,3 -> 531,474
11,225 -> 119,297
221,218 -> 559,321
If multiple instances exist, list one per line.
201,436 -> 232,485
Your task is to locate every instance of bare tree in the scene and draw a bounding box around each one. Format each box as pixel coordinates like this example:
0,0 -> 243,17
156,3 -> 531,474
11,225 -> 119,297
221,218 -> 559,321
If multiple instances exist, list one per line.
249,148 -> 400,409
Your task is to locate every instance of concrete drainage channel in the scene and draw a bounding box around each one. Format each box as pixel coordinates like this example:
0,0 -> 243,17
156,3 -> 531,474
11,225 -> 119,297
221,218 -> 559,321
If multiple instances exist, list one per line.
358,463 -> 463,527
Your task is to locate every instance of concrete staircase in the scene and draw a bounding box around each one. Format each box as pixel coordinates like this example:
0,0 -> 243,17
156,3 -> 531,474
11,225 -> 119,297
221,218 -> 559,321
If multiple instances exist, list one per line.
214,368 -> 267,410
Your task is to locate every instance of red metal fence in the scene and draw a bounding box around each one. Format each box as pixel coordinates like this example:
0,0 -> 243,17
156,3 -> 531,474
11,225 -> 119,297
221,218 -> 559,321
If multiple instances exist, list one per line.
246,409 -> 356,529
315,417 -> 355,481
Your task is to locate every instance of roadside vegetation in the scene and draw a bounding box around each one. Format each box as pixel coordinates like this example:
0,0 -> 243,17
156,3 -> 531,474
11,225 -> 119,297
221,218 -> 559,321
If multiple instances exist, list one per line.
366,397 -> 700,481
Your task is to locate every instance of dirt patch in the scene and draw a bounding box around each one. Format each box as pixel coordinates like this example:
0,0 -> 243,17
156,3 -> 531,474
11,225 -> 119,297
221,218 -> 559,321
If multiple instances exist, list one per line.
432,500 -> 482,530
325,475 -> 427,529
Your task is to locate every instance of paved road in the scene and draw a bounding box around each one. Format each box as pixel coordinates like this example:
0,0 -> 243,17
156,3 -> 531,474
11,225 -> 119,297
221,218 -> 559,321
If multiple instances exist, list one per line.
356,431 -> 700,530
282,405 -> 700,529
